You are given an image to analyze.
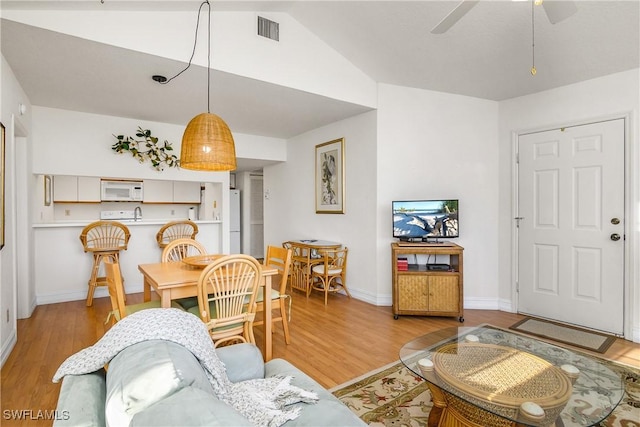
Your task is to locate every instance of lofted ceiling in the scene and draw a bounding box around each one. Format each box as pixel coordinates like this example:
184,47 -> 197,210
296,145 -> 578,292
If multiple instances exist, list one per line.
1,0 -> 639,172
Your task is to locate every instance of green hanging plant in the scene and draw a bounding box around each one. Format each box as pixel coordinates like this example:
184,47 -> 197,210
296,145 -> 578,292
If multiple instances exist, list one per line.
112,127 -> 179,171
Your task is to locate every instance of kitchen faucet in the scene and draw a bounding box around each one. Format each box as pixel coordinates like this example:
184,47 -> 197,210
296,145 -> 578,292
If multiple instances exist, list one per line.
134,206 -> 142,221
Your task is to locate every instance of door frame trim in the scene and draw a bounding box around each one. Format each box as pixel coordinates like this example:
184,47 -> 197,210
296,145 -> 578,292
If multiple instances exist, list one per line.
511,112 -> 636,341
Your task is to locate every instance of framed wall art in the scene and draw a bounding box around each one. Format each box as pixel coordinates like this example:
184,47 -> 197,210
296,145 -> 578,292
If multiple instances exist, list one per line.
315,137 -> 345,214
0,122 -> 5,250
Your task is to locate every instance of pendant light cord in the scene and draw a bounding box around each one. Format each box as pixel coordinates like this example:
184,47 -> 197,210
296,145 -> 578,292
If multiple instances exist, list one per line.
158,0 -> 212,103
531,0 -> 537,75
207,0 -> 211,113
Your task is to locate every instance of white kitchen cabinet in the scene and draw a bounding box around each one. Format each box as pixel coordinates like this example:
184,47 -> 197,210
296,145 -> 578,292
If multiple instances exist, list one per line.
53,176 -> 76,201
53,176 -> 100,202
173,181 -> 201,203
144,180 -> 200,203
143,179 -> 173,203
78,177 -> 101,201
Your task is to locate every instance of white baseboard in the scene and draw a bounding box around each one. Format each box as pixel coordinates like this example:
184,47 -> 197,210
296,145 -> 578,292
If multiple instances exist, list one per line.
36,284 -> 146,306
0,329 -> 17,369
464,297 -> 501,310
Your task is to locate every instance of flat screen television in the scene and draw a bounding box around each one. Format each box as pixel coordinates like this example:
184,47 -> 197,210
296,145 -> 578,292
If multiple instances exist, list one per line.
392,199 -> 459,241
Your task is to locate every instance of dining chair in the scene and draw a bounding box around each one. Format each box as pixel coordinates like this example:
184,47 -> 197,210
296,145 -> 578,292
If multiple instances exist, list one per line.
309,247 -> 351,305
163,238 -> 209,311
79,220 -> 130,307
189,254 -> 262,347
103,256 -> 183,325
284,241 -> 320,295
253,246 -> 293,344
155,220 -> 199,249
282,242 -> 295,292
161,238 -> 207,262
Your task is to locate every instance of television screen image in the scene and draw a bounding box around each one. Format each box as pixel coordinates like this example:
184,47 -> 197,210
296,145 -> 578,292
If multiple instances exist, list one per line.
393,200 -> 459,240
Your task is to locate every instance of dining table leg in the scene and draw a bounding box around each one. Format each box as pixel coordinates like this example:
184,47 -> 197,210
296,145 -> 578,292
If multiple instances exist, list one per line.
143,277 -> 151,302
263,275 -> 272,361
142,276 -> 172,308
159,290 -> 172,308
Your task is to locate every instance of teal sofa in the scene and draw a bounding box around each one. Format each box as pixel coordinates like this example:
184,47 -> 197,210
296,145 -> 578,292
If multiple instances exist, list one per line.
54,340 -> 365,426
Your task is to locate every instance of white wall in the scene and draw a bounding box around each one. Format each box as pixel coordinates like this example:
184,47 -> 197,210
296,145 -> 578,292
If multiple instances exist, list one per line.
267,84 -> 500,308
235,134 -> 287,164
264,110 -> 378,302
31,106 -> 285,181
0,54 -> 33,367
497,68 -> 640,341
376,84 -> 501,308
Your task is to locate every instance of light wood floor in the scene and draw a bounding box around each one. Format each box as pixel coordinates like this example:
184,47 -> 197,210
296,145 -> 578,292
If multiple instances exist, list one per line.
2,289 -> 639,426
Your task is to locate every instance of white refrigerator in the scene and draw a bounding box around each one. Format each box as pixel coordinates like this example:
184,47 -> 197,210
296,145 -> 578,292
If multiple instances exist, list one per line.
230,189 -> 241,253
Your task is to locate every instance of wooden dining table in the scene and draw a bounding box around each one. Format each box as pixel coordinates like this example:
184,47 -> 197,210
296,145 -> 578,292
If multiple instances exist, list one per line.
138,260 -> 278,361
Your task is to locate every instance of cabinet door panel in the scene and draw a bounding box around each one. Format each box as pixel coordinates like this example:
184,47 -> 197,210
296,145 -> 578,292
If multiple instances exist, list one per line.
53,176 -> 78,202
77,177 -> 101,202
143,179 -> 173,203
428,276 -> 459,312
397,275 -> 429,311
173,181 -> 201,203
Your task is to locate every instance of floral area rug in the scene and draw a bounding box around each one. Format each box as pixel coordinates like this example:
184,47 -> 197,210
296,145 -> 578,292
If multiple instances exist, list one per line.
332,331 -> 639,427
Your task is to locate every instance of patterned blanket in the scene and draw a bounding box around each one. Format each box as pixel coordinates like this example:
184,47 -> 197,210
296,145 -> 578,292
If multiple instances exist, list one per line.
53,308 -> 318,427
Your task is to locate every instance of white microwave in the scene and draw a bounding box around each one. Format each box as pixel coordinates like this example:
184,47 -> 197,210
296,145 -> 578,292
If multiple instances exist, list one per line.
101,180 -> 144,201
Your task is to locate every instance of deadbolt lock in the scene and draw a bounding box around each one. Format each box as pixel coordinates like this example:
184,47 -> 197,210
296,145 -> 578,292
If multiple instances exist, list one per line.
610,233 -> 621,241
611,218 -> 620,225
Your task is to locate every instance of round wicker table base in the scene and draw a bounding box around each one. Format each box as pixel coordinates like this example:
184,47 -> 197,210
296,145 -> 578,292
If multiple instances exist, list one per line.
426,383 -> 565,427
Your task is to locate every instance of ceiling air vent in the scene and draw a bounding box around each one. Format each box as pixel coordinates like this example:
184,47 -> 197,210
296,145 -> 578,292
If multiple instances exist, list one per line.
258,16 -> 279,41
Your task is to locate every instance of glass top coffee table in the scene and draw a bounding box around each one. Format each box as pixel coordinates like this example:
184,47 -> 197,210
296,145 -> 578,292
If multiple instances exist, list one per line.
399,325 -> 624,427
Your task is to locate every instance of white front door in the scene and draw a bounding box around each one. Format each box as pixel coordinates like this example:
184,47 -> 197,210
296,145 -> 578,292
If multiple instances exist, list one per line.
517,119 -> 625,335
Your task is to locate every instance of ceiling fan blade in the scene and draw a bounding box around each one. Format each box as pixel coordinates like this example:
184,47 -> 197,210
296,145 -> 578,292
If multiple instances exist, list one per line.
542,0 -> 578,24
431,0 -> 479,34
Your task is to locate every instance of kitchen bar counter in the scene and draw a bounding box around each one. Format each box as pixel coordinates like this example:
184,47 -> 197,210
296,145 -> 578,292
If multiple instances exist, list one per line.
33,221 -> 222,305
33,219 -> 221,228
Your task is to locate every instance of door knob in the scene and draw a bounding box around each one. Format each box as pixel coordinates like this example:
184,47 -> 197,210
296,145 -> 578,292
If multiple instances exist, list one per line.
610,233 -> 621,241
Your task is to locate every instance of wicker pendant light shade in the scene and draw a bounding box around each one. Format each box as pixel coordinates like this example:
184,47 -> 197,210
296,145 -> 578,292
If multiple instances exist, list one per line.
180,112 -> 237,171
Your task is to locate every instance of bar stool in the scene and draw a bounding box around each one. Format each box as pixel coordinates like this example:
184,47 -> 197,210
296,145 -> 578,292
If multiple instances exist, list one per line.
156,220 -> 199,248
284,242 -> 323,295
80,220 -> 131,306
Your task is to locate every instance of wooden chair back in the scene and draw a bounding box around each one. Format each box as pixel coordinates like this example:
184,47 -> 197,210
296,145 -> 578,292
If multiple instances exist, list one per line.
156,220 -> 199,248
253,245 -> 293,343
265,245 -> 292,294
80,221 -> 130,252
326,247 -> 348,274
161,238 -> 207,262
283,241 -> 315,293
197,254 -> 262,347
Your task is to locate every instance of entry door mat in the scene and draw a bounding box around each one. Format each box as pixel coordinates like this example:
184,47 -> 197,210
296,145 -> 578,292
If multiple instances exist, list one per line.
510,317 -> 616,353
